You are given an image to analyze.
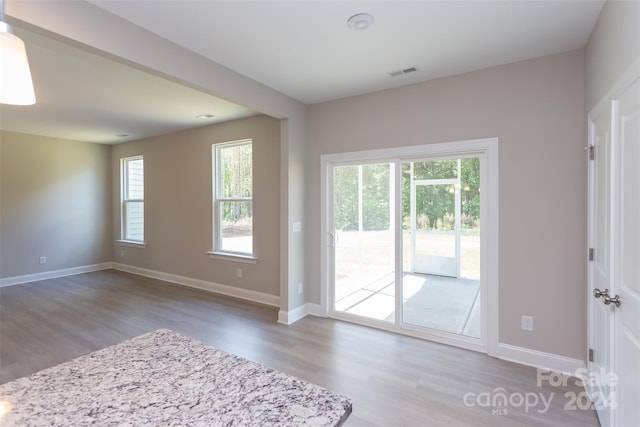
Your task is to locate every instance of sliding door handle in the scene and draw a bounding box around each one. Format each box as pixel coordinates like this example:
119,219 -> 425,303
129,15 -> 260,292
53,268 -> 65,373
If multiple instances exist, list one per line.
329,232 -> 338,248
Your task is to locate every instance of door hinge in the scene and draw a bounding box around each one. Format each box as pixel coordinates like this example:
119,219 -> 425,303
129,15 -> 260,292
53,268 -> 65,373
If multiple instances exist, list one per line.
588,248 -> 594,261
589,145 -> 595,160
589,348 -> 594,362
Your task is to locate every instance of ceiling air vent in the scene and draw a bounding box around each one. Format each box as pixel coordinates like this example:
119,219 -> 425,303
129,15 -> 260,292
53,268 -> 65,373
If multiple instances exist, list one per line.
389,67 -> 418,78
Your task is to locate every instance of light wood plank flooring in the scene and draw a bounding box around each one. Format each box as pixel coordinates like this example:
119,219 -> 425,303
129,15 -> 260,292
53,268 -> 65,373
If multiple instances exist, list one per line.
0,270 -> 600,426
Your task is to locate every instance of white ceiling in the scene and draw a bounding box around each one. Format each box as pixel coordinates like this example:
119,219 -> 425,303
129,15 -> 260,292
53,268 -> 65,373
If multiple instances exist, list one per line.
1,0 -> 605,144
0,27 -> 258,144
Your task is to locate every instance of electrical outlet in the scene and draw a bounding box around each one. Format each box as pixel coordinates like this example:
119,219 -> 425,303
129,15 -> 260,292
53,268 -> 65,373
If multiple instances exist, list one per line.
120,250 -> 124,257
521,315 -> 534,331
298,282 -> 303,294
237,268 -> 242,278
39,256 -> 47,265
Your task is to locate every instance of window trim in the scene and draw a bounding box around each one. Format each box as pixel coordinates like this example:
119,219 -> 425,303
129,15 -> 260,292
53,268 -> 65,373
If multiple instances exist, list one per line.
117,239 -> 147,248
205,251 -> 258,264
212,139 -> 255,258
120,155 -> 146,245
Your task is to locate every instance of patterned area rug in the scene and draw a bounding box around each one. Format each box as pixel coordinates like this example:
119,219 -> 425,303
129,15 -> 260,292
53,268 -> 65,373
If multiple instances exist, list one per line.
0,329 -> 352,426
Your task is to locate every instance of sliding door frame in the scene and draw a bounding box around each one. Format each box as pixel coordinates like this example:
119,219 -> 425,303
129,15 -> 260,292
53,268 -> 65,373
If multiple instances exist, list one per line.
320,138 -> 499,355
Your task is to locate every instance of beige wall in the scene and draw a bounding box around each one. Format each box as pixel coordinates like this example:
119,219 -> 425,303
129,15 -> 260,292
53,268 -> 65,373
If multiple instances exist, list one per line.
111,115 -> 281,297
280,116 -> 308,311
0,131 -> 111,278
585,0 -> 640,111
307,50 -> 586,359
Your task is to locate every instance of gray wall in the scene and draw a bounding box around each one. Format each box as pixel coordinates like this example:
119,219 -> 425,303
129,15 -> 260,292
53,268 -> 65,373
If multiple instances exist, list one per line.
585,0 -> 640,111
0,131 -> 112,277
111,115 -> 281,297
307,50 -> 586,359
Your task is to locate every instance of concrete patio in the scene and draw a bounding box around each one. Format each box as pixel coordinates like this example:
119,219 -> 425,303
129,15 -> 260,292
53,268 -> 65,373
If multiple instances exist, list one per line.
334,272 -> 480,338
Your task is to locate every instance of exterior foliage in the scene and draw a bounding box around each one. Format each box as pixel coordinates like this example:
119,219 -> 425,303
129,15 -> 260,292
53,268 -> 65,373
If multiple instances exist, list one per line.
334,158 -> 480,232
219,142 -> 252,224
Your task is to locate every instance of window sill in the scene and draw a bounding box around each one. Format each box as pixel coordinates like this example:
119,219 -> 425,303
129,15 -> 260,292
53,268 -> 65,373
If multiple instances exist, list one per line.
206,251 -> 258,264
117,240 -> 147,248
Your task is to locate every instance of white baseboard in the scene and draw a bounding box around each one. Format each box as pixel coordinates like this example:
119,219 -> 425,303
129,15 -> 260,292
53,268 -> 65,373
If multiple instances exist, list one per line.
0,262 -> 113,287
496,343 -> 586,376
1,264 -> 586,377
277,303 -> 324,325
112,263 -> 280,308
306,303 -> 324,317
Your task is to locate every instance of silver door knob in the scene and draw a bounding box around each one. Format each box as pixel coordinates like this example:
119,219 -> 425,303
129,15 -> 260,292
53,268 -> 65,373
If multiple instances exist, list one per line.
603,294 -> 621,307
593,288 -> 608,299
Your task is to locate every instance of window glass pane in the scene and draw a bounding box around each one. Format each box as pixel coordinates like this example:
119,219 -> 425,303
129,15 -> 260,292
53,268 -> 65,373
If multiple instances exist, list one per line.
127,158 -> 144,200
412,159 -> 458,180
220,200 -> 252,253
125,201 -> 144,241
460,158 -> 480,232
333,163 -> 395,323
220,144 -> 252,198
362,164 -> 390,230
333,165 -> 359,231
334,163 -> 390,231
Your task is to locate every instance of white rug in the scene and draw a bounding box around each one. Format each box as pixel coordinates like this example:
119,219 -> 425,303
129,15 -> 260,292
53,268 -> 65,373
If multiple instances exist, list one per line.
0,329 -> 352,426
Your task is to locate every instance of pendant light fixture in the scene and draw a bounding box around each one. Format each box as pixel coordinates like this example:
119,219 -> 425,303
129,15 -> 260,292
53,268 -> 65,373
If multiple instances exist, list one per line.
0,0 -> 36,105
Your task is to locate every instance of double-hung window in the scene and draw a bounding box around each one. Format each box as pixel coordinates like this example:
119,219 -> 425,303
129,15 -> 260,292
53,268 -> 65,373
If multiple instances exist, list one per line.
121,156 -> 144,243
213,139 -> 253,256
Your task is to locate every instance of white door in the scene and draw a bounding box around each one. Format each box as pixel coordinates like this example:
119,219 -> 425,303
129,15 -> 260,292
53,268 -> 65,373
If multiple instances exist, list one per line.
612,77 -> 640,427
588,75 -> 640,427
587,101 -> 614,427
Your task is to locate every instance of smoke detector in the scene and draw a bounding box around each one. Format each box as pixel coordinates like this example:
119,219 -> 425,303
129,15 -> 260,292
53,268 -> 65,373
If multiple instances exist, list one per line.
347,13 -> 375,30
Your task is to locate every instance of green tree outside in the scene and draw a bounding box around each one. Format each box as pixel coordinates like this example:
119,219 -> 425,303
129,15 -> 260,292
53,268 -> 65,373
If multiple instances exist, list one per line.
334,158 -> 480,233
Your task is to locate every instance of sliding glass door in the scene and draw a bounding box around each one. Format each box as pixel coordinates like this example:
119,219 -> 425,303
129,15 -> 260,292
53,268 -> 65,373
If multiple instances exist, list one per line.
327,148 -> 487,349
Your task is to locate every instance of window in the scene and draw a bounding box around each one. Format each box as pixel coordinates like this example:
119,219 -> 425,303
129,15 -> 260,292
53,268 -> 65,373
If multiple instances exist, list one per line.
213,140 -> 253,256
121,156 -> 144,243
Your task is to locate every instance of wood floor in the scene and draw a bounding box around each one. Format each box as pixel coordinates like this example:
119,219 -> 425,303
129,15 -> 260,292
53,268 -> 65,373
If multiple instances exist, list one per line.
0,269 -> 600,426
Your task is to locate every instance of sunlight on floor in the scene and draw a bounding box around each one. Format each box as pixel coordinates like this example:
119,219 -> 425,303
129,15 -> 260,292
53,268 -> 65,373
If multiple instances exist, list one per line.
335,273 -> 480,337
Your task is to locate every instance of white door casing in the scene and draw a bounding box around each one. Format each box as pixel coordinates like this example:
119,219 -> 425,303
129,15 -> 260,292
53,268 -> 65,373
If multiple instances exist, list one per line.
587,99 -> 614,427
